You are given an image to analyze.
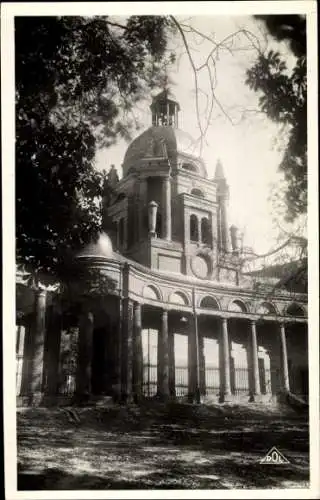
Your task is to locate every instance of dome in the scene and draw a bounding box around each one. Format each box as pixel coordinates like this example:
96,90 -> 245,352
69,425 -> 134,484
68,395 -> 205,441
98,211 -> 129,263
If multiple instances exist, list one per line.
77,232 -> 114,258
122,126 -> 207,178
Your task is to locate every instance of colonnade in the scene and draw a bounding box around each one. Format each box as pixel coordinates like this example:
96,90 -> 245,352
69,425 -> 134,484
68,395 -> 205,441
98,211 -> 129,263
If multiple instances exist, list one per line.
17,291 -> 300,404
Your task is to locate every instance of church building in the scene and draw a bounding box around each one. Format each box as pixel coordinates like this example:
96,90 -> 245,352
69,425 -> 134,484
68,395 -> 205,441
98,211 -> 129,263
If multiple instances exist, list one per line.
16,89 -> 308,406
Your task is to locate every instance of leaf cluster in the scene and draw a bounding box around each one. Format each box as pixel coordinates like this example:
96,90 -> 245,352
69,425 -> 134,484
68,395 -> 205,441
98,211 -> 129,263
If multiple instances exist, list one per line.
16,16 -> 172,278
246,15 -> 307,222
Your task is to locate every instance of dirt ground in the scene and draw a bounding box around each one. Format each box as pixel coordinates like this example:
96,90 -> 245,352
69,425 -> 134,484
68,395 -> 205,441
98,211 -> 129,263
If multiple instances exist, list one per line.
17,402 -> 309,490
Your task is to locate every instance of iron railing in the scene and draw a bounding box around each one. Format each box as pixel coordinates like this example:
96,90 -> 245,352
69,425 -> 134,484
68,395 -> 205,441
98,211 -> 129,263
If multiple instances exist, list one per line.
204,366 -> 220,396
175,366 -> 189,397
59,359 -> 76,395
232,367 -> 250,395
142,363 -> 158,397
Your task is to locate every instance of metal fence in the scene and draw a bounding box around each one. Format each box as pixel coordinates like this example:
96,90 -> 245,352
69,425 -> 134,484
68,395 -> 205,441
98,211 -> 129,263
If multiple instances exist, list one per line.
205,366 -> 220,396
59,359 -> 76,395
232,367 -> 250,395
142,363 -> 158,397
175,366 -> 189,397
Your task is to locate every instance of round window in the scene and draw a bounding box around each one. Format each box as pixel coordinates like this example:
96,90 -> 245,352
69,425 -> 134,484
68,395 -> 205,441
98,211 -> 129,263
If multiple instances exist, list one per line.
191,255 -> 210,279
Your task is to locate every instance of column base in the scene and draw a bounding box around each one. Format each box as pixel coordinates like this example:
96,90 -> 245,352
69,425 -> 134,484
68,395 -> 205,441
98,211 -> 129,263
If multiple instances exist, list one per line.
219,392 -> 237,403
155,392 -> 171,402
250,393 -> 274,403
187,390 -> 202,404
19,392 -> 45,407
120,393 -> 134,404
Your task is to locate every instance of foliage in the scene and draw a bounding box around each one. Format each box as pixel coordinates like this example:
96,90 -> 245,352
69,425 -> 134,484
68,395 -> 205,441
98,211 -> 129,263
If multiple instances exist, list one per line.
16,15 -> 174,279
246,15 -> 307,222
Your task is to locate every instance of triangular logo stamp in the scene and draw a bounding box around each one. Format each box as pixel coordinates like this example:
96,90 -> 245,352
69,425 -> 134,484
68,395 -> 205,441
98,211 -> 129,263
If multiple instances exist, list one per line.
260,446 -> 290,464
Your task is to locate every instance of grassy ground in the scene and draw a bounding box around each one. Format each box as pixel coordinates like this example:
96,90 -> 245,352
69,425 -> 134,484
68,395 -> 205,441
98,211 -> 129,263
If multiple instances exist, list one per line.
17,402 -> 309,490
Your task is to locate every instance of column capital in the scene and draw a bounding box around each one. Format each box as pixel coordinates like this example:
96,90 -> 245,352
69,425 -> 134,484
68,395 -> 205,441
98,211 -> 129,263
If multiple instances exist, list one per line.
35,288 -> 48,300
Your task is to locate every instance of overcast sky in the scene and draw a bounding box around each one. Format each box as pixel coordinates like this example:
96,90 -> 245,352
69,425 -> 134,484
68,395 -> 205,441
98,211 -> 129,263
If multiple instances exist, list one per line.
95,15 -> 298,256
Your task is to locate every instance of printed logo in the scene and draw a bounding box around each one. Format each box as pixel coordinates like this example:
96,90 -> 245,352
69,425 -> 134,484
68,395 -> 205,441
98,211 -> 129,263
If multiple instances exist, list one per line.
260,446 -> 290,464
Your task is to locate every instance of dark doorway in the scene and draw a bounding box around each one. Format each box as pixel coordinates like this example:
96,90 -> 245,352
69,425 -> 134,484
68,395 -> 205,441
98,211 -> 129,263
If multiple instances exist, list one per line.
91,327 -> 107,395
300,368 -> 309,401
258,357 -> 266,394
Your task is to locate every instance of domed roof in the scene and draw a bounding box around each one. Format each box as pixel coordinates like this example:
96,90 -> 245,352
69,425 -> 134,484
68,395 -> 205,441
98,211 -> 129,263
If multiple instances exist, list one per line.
122,126 -> 207,177
77,232 -> 114,259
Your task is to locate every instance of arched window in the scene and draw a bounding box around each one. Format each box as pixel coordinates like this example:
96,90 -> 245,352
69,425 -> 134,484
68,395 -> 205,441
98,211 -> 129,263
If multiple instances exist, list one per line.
143,285 -> 161,301
191,188 -> 204,197
201,217 -> 211,245
257,302 -> 277,315
229,300 -> 247,313
200,296 -> 219,310
190,214 -> 199,242
170,291 -> 189,305
286,303 -> 305,317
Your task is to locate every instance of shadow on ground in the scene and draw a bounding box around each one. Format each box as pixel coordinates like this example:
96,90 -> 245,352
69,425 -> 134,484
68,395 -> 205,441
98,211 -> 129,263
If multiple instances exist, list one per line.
17,402 -> 309,490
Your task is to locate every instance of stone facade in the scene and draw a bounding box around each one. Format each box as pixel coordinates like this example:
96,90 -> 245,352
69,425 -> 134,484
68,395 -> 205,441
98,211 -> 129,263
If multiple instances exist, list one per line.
16,89 -> 308,406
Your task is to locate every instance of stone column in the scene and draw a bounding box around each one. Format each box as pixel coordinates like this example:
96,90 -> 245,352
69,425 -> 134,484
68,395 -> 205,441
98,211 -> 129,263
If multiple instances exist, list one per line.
184,209 -> 190,246
221,317 -> 232,399
76,308 -> 94,398
250,320 -> 261,398
158,309 -> 170,399
16,323 -> 26,397
121,298 -> 134,402
162,176 -> 172,240
168,329 -> 175,398
133,302 -> 143,401
29,290 -> 47,402
279,323 -> 290,392
199,333 -> 206,397
188,314 -> 200,403
198,218 -> 202,244
113,298 -> 123,402
45,310 -> 62,396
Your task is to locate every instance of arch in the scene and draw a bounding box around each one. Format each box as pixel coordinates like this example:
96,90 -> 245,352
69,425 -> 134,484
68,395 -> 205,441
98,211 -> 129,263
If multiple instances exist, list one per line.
169,291 -> 190,306
143,285 -> 162,301
191,188 -> 204,197
199,295 -> 220,310
228,299 -> 248,313
182,162 -> 198,174
201,217 -> 211,245
256,301 -> 277,315
286,302 -> 306,317
190,214 -> 199,242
